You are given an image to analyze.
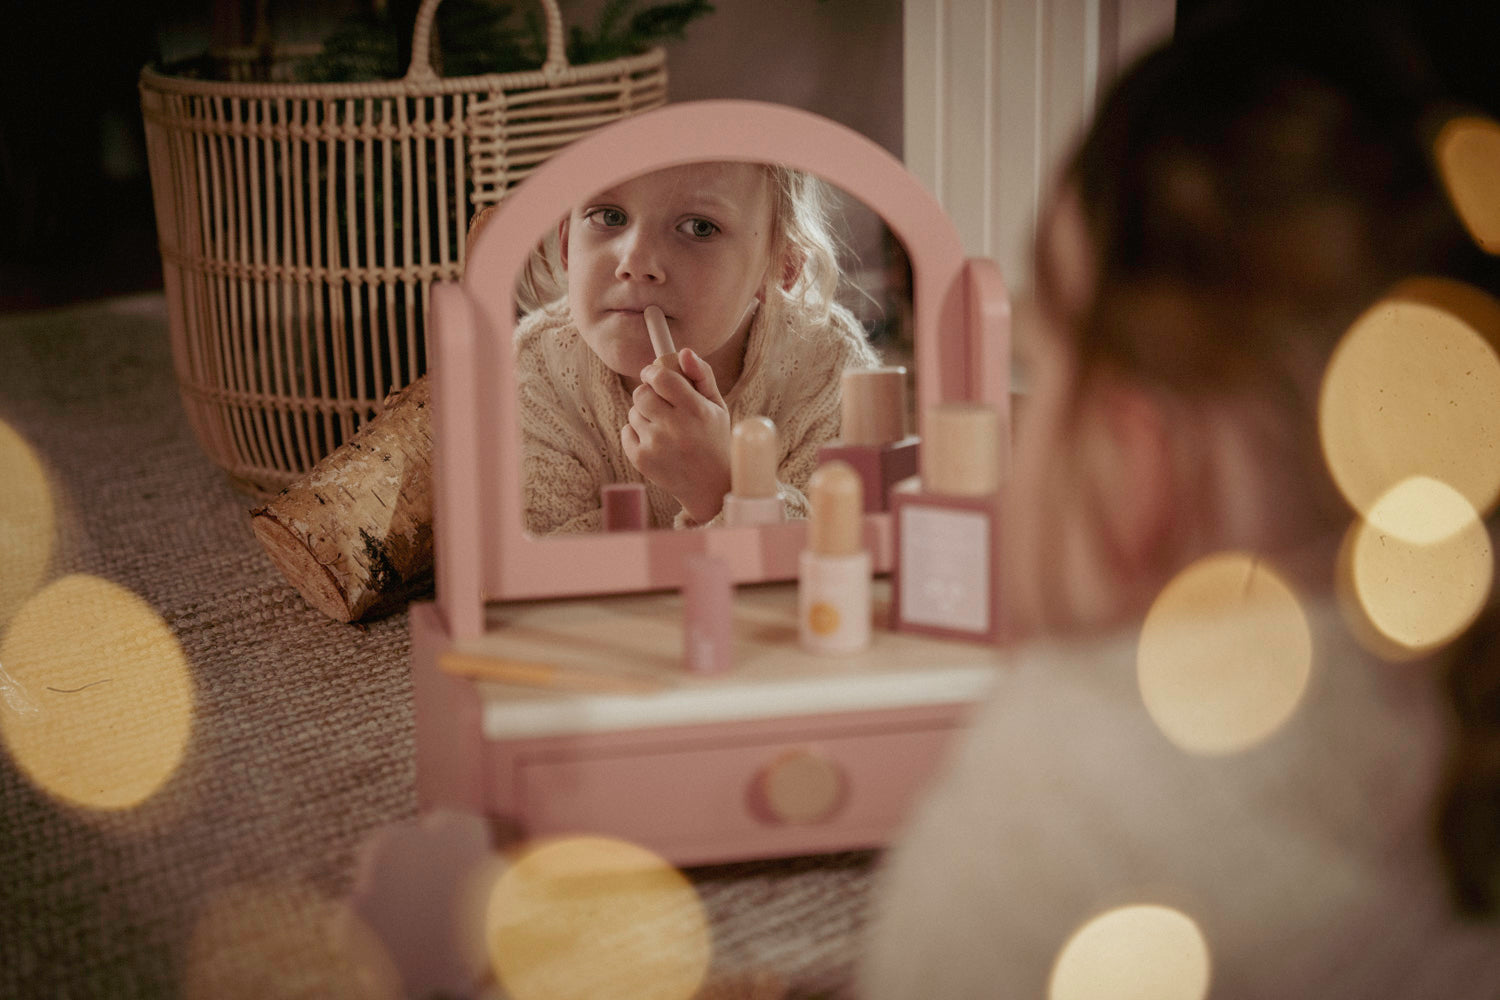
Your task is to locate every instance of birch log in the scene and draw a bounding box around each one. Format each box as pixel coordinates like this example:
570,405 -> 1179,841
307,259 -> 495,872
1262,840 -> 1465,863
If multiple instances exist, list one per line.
250,376 -> 434,622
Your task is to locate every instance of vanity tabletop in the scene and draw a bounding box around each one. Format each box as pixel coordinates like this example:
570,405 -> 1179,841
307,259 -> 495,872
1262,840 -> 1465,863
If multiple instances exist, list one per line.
449,580 -> 1008,739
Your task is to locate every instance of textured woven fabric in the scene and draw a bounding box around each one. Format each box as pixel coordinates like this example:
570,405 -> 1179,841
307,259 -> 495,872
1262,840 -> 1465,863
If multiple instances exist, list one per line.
0,294 -> 873,999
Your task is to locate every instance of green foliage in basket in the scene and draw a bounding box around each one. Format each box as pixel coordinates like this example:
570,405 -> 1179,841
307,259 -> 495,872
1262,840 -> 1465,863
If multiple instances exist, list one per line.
296,0 -> 713,83
564,0 -> 715,65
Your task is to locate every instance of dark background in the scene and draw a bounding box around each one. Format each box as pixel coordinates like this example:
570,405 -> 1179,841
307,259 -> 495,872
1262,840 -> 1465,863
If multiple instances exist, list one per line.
0,0 -> 906,314
2,0 -> 1492,315
0,1 -> 183,310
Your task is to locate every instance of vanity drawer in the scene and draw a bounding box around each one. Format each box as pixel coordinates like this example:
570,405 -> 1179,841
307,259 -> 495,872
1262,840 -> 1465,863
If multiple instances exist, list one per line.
486,704 -> 970,866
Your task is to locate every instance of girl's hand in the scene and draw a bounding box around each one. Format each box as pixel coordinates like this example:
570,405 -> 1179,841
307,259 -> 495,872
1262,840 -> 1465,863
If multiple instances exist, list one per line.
622,349 -> 733,524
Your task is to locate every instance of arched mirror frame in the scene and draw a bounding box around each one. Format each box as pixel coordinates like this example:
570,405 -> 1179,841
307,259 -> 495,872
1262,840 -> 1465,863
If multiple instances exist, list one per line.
430,100 -> 1010,638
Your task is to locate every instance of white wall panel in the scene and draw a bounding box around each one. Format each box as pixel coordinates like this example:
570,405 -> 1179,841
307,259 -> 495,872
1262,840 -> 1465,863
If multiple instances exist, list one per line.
905,0 -> 1174,290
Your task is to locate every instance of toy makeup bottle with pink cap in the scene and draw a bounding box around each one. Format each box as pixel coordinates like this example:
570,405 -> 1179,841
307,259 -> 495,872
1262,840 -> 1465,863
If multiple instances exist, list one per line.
890,402 -> 1004,643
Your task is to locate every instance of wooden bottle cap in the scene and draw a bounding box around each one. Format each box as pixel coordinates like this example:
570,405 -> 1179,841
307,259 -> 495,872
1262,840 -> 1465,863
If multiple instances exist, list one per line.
921,403 -> 1001,497
808,460 -> 864,557
731,416 -> 779,499
839,367 -> 907,446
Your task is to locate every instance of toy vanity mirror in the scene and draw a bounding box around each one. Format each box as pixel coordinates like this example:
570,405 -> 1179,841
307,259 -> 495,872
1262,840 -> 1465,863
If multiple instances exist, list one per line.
429,100 -> 1009,637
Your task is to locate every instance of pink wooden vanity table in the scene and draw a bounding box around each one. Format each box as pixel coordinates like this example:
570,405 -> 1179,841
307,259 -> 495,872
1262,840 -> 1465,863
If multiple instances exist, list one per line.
410,100 -> 1012,865
411,582 -> 1006,865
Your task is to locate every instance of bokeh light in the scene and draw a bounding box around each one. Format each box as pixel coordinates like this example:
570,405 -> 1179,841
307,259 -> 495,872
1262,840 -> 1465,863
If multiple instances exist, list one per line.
486,835 -> 712,1000
1434,114 -> 1500,254
1339,475 -> 1492,660
1319,276 -> 1500,521
0,574 -> 194,809
1137,553 -> 1311,756
0,419 -> 54,628
181,881 -> 401,1000
1049,904 -> 1210,1000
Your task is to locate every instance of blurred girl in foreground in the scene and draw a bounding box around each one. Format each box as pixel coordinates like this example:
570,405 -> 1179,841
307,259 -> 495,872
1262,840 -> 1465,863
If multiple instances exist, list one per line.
862,5 -> 1500,995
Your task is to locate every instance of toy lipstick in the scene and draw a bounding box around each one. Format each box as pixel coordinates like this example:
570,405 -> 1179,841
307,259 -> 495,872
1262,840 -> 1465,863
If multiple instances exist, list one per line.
644,305 -> 682,374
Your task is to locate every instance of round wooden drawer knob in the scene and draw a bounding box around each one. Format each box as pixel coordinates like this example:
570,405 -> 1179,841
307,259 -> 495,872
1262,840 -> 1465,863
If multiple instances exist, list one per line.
759,749 -> 846,825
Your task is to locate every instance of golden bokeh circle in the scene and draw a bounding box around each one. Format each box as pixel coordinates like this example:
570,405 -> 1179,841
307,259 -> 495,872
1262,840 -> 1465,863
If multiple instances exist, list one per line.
0,420 -> 54,628
1137,553 -> 1312,756
1434,114 -> 1500,254
0,574 -> 195,810
1049,904 -> 1210,1000
1339,475 -> 1492,659
486,835 -> 711,1000
1319,277 -> 1500,521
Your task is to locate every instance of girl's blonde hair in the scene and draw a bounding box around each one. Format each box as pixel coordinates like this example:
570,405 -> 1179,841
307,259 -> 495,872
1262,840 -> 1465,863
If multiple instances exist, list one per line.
514,162 -> 850,332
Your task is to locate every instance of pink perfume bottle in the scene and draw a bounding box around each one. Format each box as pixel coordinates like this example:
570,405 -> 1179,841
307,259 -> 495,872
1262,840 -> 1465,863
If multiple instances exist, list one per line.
817,367 -> 920,512
682,553 -> 733,674
890,403 -> 1003,642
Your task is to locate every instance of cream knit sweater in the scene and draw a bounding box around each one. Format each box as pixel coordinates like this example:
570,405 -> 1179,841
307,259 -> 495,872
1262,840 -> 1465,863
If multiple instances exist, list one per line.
516,297 -> 882,535
860,597 -> 1500,997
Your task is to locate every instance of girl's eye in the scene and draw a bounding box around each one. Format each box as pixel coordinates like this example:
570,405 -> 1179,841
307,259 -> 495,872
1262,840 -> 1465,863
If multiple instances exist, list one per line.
680,218 -> 720,240
586,207 -> 627,228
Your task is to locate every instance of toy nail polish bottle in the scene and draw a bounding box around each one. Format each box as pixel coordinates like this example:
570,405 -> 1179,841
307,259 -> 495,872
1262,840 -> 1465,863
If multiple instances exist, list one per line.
817,367 -> 920,512
799,460 -> 871,654
723,416 -> 786,527
890,403 -> 1004,642
601,482 -> 648,531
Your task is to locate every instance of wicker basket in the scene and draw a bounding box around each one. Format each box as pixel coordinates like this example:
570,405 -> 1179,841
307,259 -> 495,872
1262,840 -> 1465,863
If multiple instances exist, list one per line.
139,0 -> 667,496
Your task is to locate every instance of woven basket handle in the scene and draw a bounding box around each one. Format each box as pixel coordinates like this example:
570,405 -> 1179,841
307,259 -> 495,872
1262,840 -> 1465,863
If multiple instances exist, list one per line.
406,0 -> 569,84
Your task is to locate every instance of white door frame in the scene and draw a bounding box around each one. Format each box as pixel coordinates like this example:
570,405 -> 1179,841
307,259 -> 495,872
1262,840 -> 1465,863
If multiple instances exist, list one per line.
903,0 -> 1175,290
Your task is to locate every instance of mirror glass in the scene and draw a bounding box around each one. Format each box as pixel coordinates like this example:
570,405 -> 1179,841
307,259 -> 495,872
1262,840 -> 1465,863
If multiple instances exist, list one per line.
444,99 -> 982,610
507,160 -> 916,537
